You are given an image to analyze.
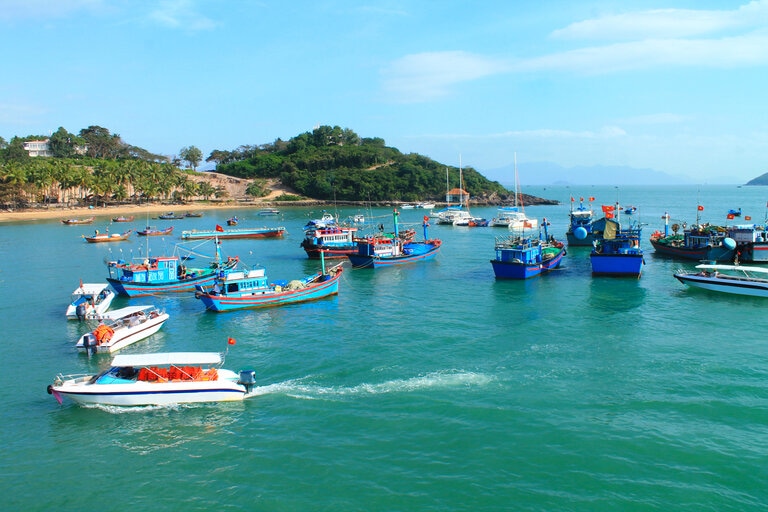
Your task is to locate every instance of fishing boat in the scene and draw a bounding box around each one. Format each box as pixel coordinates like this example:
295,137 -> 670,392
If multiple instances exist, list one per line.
257,208 -> 280,216
106,239 -> 239,297
304,211 -> 337,229
673,264 -> 768,297
47,350 -> 260,406
66,283 -> 116,320
566,196 -> 597,246
112,215 -> 134,222
195,263 -> 343,312
400,204 -> 415,209
83,229 -> 132,243
650,225 -> 735,261
137,226 -> 173,236
468,217 -> 489,227
728,208 -> 742,217
181,225 -> 285,240
416,202 -> 436,209
301,223 -> 359,259
76,305 -> 169,355
491,220 -> 566,279
624,206 -> 637,215
590,218 -> 644,277
158,212 -> 184,220
184,212 -> 203,218
347,212 -> 441,268
61,217 -> 94,225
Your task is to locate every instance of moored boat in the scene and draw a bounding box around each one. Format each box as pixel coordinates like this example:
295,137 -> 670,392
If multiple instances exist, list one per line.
181,226 -> 285,240
112,215 -> 134,222
301,223 -> 359,259
76,305 -> 169,355
674,264 -> 768,297
257,208 -> 280,216
83,229 -> 132,243
158,212 -> 184,220
106,240 -> 239,297
47,350 -> 260,406
137,226 -> 173,236
590,218 -> 644,277
226,216 -> 239,226
184,212 -> 203,218
566,196 -> 597,246
491,220 -> 566,279
347,211 -> 441,268
66,283 -> 115,320
195,263 -> 343,312
650,223 -> 735,261
61,217 -> 94,225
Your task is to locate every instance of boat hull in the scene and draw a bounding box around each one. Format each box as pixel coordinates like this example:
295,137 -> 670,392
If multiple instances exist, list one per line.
566,231 -> 595,246
182,228 -> 285,240
650,239 -> 734,261
52,378 -> 248,406
76,313 -> 169,353
590,253 -> 644,277
300,241 -> 357,259
198,271 -> 342,312
491,247 -> 565,279
347,242 -> 441,268
674,274 -> 768,297
107,273 -> 219,297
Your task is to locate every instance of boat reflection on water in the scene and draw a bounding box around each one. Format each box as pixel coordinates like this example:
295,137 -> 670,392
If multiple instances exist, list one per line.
588,279 -> 647,313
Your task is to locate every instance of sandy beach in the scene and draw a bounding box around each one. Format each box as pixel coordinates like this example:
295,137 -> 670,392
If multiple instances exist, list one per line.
0,201 -> 273,223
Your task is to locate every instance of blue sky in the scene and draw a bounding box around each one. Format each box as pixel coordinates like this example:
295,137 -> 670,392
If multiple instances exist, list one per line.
1,0 -> 767,185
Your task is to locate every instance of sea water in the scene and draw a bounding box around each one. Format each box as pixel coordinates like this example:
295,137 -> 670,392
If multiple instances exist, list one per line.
2,185 -> 768,511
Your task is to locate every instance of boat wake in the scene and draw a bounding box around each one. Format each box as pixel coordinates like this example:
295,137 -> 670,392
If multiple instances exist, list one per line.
251,370 -> 493,401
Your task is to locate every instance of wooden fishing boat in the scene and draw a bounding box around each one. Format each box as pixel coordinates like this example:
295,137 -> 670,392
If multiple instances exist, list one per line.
136,226 -> 174,236
347,211 -> 441,269
226,216 -> 239,226
158,212 -> 184,220
83,230 -> 132,243
61,216 -> 94,225
184,212 -> 203,218
112,215 -> 135,222
47,350 -> 260,406
590,219 -> 644,277
195,263 -> 343,312
491,222 -> 566,279
181,226 -> 286,240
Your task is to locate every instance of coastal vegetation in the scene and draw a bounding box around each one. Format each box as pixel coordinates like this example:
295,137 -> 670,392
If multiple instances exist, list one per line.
0,125 -> 535,210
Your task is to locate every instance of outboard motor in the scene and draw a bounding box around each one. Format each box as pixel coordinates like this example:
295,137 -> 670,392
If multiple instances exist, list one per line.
82,333 -> 97,357
76,302 -> 87,321
237,370 -> 257,393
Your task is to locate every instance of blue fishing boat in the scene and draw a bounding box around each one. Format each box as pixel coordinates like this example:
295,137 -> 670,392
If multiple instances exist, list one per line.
565,196 -> 597,246
106,240 -> 238,297
650,225 -> 735,261
491,220 -> 566,279
301,213 -> 359,259
194,262 -> 343,312
590,219 -> 645,277
347,211 -> 441,269
181,226 -> 285,240
728,208 -> 742,217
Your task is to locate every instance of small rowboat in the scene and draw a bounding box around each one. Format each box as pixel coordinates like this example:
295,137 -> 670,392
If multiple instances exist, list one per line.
62,217 -> 94,225
112,215 -> 135,222
83,230 -> 132,243
137,226 -> 174,236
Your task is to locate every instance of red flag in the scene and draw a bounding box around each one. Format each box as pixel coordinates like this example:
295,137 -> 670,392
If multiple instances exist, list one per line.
580,197 -> 584,202
605,212 -> 614,219
570,197 -> 575,202
727,214 -> 735,220
745,216 -> 752,221
601,205 -> 615,213
227,337 -> 236,345
589,196 -> 595,202
215,224 -> 224,232
697,205 -> 704,211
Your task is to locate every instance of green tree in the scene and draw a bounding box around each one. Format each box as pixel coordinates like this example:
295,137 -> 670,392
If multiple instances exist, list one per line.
179,146 -> 203,170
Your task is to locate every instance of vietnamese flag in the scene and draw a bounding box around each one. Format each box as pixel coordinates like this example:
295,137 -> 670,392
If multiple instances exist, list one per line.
745,216 -> 752,221
227,337 -> 236,345
727,214 -> 735,220
570,196 -> 575,202
602,205 -> 615,213
605,212 -> 614,219
589,196 -> 595,202
215,224 -> 224,232
697,205 -> 704,211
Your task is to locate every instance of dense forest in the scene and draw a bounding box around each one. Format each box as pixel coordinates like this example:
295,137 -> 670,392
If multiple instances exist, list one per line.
0,124 -> 528,209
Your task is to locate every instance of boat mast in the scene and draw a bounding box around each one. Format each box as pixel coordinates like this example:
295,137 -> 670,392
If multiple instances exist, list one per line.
514,153 -> 519,209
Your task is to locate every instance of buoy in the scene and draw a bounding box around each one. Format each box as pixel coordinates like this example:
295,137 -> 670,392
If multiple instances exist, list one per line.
723,237 -> 736,250
574,227 -> 588,240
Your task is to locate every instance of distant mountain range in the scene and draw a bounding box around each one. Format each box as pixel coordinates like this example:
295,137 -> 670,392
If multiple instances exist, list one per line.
485,162 -> 693,186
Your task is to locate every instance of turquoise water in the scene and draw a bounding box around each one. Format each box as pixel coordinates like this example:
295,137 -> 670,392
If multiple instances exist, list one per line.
3,185 -> 768,511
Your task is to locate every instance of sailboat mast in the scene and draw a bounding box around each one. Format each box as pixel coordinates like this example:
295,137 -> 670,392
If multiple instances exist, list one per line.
514,152 -> 519,208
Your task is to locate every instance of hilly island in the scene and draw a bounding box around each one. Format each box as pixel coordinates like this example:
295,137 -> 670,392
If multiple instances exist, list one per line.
0,125 -> 556,212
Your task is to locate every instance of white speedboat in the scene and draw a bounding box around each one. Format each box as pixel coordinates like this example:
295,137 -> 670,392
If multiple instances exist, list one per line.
674,264 -> 768,297
490,207 -> 538,231
76,305 -> 169,354
47,351 -> 259,406
65,283 -> 115,320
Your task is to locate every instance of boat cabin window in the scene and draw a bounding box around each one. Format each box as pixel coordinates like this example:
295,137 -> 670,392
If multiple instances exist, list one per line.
227,283 -> 239,293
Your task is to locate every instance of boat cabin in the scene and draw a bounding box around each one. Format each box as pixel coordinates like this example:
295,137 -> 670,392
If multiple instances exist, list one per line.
108,256 -> 192,283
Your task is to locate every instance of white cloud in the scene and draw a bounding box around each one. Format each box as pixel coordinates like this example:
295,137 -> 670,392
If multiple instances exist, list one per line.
148,0 -> 218,31
381,51 -> 511,103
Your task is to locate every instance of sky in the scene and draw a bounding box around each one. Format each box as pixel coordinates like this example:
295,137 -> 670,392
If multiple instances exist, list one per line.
1,0 -> 767,185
